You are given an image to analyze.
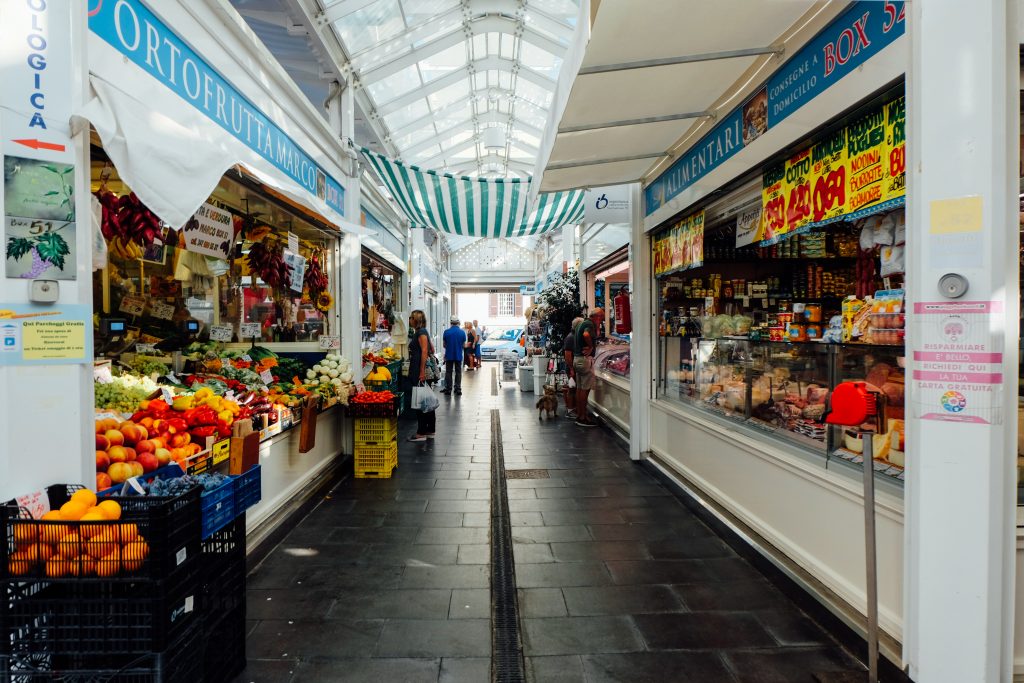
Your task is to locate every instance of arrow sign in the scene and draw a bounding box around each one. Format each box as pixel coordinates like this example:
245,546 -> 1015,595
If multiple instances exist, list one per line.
12,139 -> 67,152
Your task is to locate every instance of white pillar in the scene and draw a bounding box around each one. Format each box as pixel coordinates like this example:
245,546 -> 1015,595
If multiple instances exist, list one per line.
904,1 -> 1019,680
627,183 -> 649,462
0,1 -> 93,499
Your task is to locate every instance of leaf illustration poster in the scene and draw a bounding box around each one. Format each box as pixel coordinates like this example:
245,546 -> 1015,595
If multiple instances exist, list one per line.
4,156 -> 77,280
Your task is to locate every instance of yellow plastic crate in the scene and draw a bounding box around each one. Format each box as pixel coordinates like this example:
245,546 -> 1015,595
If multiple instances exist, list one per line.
355,442 -> 398,478
354,417 -> 398,445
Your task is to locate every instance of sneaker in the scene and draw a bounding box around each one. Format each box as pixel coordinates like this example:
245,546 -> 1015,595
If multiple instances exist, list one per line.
574,420 -> 597,428
425,433 -> 436,439
566,410 -> 578,419
408,434 -> 427,442
454,390 -> 462,395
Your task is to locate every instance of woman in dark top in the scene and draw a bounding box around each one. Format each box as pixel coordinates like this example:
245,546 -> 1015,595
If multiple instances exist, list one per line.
408,310 -> 435,441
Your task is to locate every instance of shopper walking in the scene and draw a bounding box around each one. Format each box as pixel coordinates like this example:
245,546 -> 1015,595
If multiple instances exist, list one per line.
472,319 -> 483,367
408,309 -> 435,442
563,317 -> 584,419
463,322 -> 477,371
573,308 -> 604,427
442,316 -> 466,395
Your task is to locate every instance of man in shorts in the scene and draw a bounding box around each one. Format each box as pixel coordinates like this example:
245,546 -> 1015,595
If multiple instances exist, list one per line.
573,308 -> 604,427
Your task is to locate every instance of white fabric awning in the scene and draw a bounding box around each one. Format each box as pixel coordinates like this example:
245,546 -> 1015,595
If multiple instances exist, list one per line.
533,0 -> 842,192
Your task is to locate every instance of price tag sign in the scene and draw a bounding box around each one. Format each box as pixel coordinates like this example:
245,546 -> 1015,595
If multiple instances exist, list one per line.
260,369 -> 275,384
211,439 -> 231,465
239,322 -> 260,339
288,232 -> 299,254
241,355 -> 252,363
95,411 -> 120,422
149,300 -> 176,321
209,325 -> 233,342
319,335 -> 340,350
136,343 -> 157,354
161,387 -> 175,403
119,295 -> 146,316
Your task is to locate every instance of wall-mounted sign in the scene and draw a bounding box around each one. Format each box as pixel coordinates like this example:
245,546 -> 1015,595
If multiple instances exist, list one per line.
735,206 -> 763,248
645,1 -> 906,217
0,304 -> 91,365
585,185 -> 632,224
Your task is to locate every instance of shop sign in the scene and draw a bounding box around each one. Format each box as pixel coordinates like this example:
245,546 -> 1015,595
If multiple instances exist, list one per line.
758,95 -> 905,245
645,1 -> 905,217
585,185 -> 632,224
652,210 -> 704,277
88,0 -> 346,216
735,206 -> 763,248
911,300 -> 1004,425
183,203 -> 233,260
0,303 -> 92,366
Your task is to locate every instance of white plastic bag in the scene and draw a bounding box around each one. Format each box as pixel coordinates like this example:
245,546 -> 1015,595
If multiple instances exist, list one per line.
412,384 -> 439,413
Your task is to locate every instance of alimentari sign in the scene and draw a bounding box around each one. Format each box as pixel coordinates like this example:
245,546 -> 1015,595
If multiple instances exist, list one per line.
88,0 -> 345,216
645,1 -> 905,217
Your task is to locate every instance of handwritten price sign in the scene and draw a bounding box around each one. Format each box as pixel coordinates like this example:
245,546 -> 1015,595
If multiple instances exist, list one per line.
239,322 -> 261,339
149,300 -> 176,321
209,325 -> 233,342
318,335 -> 340,350
119,295 -> 146,316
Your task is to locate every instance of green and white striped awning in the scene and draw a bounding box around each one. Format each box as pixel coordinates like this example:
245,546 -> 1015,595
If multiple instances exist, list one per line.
361,148 -> 584,238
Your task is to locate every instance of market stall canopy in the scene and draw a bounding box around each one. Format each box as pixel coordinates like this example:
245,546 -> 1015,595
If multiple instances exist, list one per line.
532,0 -> 846,194
361,148 -> 583,237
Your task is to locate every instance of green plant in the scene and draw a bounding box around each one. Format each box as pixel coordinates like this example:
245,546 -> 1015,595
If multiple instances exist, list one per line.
536,270 -> 583,354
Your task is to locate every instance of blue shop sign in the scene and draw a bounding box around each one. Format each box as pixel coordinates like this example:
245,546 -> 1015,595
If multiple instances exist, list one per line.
89,0 -> 345,216
646,1 -> 905,217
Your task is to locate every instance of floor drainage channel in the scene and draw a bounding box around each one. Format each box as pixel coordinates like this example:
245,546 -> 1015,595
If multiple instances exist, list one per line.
491,366 -> 498,395
490,409 -> 526,682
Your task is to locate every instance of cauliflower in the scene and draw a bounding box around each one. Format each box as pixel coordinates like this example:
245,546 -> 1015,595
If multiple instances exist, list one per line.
340,371 -> 353,383
306,370 -> 316,380
328,369 -> 338,378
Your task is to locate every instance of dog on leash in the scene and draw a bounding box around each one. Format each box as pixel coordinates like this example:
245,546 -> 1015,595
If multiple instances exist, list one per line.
536,385 -> 558,420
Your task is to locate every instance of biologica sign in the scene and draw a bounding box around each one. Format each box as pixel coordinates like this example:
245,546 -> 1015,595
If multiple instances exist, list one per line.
87,0 -> 345,215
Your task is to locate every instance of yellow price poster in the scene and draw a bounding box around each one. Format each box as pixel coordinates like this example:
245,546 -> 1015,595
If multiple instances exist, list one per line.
883,96 -> 906,202
761,161 -> 786,241
652,211 -> 704,277
782,148 -> 813,234
810,127 -> 848,222
846,104 -> 887,213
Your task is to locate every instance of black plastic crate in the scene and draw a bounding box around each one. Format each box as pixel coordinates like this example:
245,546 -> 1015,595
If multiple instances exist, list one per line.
203,606 -> 246,683
200,515 -> 245,619
345,391 -> 404,417
1,484 -> 201,581
1,618 -> 203,682
0,559 -> 201,657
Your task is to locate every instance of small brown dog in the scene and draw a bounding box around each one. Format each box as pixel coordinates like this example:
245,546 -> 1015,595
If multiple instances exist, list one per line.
536,385 -> 558,420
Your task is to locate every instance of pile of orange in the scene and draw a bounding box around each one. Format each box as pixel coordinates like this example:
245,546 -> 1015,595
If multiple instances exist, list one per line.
7,488 -> 150,578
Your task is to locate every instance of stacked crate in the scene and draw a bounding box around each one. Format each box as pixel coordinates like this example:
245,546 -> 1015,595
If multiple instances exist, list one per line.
0,485 -> 203,682
354,417 -> 398,478
200,514 -> 247,683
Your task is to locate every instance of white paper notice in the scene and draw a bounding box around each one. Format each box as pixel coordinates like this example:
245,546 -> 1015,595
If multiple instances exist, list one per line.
183,203 -> 233,259
209,325 -> 233,342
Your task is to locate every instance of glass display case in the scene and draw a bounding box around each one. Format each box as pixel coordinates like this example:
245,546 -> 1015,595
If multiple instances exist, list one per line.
594,337 -> 630,379
687,338 -> 906,484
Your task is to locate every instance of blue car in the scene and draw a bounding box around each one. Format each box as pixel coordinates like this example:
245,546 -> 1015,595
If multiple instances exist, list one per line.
480,328 -> 525,360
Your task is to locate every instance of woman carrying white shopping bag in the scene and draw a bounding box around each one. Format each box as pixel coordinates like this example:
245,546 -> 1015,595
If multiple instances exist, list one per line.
408,310 -> 439,442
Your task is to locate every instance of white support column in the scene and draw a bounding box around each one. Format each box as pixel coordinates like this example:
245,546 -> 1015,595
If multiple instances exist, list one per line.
0,1 -> 93,499
627,183 -> 649,462
330,82 -> 363,372
904,1 -> 1019,680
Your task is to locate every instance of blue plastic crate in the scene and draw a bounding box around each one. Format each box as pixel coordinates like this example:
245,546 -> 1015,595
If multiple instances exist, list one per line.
233,464 -> 262,513
200,478 -> 235,539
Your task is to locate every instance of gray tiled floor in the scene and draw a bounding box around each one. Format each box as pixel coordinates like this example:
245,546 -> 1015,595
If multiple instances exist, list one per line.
237,365 -> 865,682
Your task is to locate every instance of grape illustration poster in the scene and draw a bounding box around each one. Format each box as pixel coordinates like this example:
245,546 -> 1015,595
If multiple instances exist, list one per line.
4,155 -> 77,280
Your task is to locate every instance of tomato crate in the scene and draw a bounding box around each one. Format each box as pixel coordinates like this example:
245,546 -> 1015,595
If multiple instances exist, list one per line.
354,417 -> 398,445
0,559 -> 201,659
1,484 -> 200,581
354,443 -> 398,479
346,392 -> 404,418
233,464 -> 262,513
199,478 -> 235,540
1,617 -> 203,683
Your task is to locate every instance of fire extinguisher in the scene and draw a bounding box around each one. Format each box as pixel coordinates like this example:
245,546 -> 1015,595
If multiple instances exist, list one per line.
614,288 -> 632,335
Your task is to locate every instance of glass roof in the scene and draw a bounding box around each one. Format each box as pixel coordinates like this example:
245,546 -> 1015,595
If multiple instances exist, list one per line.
321,0 -> 580,177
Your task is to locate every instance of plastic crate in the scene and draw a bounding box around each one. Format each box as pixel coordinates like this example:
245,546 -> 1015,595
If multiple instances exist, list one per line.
0,559 -> 201,659
200,516 -> 245,621
346,392 -> 404,418
354,443 -> 398,478
199,478 -> 235,540
203,606 -> 246,683
233,464 -> 262,513
1,484 -> 201,581
354,417 -> 398,445
363,377 -> 397,392
1,617 -> 203,682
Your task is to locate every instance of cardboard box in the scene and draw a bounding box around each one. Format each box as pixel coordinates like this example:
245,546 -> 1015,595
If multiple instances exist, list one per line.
229,431 -> 260,475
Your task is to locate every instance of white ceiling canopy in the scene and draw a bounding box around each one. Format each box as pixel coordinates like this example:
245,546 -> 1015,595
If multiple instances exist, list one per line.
317,0 -> 581,178
533,0 -> 848,193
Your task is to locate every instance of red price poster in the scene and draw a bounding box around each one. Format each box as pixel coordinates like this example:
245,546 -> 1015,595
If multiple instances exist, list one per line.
883,95 -> 906,203
783,148 -> 813,233
846,105 -> 887,212
761,162 -> 786,241
810,127 -> 847,222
